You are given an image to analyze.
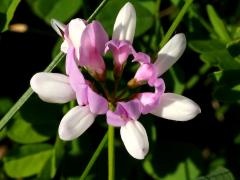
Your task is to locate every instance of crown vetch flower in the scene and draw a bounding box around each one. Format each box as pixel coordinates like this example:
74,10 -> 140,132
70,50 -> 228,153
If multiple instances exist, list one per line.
30,2 -> 201,160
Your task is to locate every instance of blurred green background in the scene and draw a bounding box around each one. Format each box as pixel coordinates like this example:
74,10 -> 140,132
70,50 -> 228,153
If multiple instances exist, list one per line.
0,0 -> 240,179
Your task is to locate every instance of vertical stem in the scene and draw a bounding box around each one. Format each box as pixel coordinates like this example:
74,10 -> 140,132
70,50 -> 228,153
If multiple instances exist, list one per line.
155,0 -> 164,45
79,132 -> 108,180
87,0 -> 109,23
108,126 -> 115,180
159,0 -> 194,48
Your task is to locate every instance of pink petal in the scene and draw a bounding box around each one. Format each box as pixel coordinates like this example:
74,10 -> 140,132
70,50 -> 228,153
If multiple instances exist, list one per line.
105,40 -> 133,73
134,63 -> 157,85
63,18 -> 86,59
137,79 -> 165,114
66,47 -> 85,83
87,87 -> 108,114
79,21 -> 108,75
106,110 -> 126,127
75,84 -> 88,106
132,52 -> 151,64
118,99 -> 141,121
106,99 -> 141,126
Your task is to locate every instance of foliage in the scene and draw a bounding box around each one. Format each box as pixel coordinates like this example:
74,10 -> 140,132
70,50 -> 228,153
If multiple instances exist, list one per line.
0,0 -> 240,179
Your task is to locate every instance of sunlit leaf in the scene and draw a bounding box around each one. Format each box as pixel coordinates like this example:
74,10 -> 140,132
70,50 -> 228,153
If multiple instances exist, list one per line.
4,144 -> 53,178
206,4 -> 231,42
0,0 -> 20,32
200,50 -> 240,70
26,0 -> 83,23
6,96 -> 62,144
189,40 -> 225,54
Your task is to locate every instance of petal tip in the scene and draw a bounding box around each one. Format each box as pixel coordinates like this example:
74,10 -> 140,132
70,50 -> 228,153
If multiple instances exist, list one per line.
51,19 -> 65,36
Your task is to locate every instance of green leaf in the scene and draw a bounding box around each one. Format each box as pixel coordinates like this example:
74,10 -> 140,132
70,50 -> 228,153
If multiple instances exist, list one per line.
0,98 -> 13,116
213,83 -> 240,102
26,0 -> 83,23
189,40 -> 240,69
197,167 -> 234,180
4,144 -> 53,178
189,40 -> 225,54
211,70 -> 240,102
38,138 -> 65,179
7,96 -> 62,144
0,0 -> 20,32
206,4 -> 231,42
212,70 -> 240,84
227,38 -> 240,58
200,50 -> 240,70
96,0 -> 154,37
164,66 -> 185,94
7,116 -> 50,144
143,142 -> 202,180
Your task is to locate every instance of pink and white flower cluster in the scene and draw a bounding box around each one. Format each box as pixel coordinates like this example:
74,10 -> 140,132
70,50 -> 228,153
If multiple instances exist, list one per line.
30,2 -> 201,159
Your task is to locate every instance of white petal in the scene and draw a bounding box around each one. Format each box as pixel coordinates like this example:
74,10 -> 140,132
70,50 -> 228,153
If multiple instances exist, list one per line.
51,19 -> 65,37
154,33 -> 186,76
120,120 -> 149,159
112,2 -> 136,43
59,106 -> 96,140
151,93 -> 201,121
61,40 -> 68,53
68,18 -> 86,59
30,72 -> 75,103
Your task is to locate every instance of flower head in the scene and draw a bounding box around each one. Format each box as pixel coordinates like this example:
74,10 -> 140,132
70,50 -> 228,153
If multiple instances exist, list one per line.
30,2 -> 200,160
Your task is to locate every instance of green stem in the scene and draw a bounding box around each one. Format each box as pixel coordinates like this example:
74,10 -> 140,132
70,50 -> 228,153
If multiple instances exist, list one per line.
108,126 -> 115,180
185,63 -> 210,89
159,0 -> 194,48
155,0 -> 164,46
0,52 -> 64,130
0,0 -> 109,130
87,0 -> 109,23
79,132 -> 108,180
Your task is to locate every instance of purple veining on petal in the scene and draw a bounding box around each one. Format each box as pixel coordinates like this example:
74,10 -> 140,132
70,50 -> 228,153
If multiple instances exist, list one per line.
118,99 -> 141,121
106,99 -> 141,126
